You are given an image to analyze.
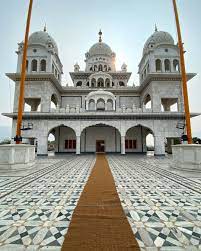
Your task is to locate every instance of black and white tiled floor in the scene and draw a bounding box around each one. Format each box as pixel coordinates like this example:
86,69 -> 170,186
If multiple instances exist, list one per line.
0,155 -> 95,250
108,155 -> 201,251
0,154 -> 201,250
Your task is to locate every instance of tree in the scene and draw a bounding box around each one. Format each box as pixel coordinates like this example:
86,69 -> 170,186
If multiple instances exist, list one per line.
0,138 -> 11,145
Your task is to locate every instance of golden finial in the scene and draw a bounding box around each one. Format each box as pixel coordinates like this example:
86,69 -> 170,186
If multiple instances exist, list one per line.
44,23 -> 47,32
98,29 -> 102,42
155,24 -> 158,32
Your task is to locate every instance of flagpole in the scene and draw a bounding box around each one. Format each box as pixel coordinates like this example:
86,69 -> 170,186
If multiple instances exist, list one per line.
172,0 -> 192,144
15,0 -> 33,144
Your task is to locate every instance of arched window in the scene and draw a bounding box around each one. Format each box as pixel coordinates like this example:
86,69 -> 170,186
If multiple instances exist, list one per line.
52,64 -> 55,73
94,65 -> 98,72
76,81 -> 82,87
143,94 -> 152,109
173,59 -> 180,72
144,69 -> 147,77
88,99 -> 95,110
105,78 -> 110,88
98,64 -> 103,71
119,81 -> 125,87
97,78 -> 104,88
108,67 -> 111,71
40,59 -> 46,72
86,82 -> 89,87
164,59 -> 171,72
107,99 -> 113,111
97,98 -> 105,111
55,69 -> 57,77
31,59 -> 37,72
89,67 -> 93,71
91,78 -> 96,88
147,63 -> 150,73
155,59 -> 162,72
104,65 -> 107,71
112,82 -> 115,87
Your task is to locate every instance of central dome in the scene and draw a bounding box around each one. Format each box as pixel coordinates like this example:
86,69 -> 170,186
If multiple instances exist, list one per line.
89,42 -> 113,56
28,30 -> 58,54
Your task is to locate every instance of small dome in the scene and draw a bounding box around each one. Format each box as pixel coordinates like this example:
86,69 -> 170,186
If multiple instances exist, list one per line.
28,30 -> 58,54
88,42 -> 113,57
143,30 -> 174,55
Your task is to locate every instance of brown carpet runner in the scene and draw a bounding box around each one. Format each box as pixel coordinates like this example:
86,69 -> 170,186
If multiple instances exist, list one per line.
61,154 -> 140,250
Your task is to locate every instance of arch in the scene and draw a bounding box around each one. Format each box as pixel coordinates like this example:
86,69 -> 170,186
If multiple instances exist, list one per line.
155,59 -> 162,72
76,81 -> 82,87
97,98 -> 105,110
119,81 -> 125,87
88,99 -> 95,110
104,65 -> 108,72
98,64 -> 103,71
91,78 -> 96,88
51,94 -> 58,109
40,59 -> 46,72
164,59 -> 171,72
105,78 -> 110,88
94,65 -> 98,72
97,78 -> 104,88
143,94 -> 152,109
173,59 -> 180,72
80,122 -> 121,136
48,125 -> 76,154
80,123 -> 121,153
107,99 -> 113,111
86,81 -> 89,87
31,59 -> 37,72
125,124 -> 154,154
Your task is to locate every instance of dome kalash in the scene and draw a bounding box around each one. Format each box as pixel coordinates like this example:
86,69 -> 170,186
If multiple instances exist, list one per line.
143,28 -> 175,56
85,30 -> 116,72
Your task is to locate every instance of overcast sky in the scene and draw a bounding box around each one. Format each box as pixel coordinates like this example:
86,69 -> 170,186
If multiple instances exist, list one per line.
0,0 -> 201,137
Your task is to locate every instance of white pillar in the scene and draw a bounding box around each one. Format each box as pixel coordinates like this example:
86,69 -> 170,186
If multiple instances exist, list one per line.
76,136 -> 80,155
37,135 -> 48,156
154,135 -> 165,156
121,136 -> 125,155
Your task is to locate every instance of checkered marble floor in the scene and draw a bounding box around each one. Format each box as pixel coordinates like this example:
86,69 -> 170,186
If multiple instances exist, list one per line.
108,154 -> 201,251
0,154 -> 201,251
0,155 -> 95,251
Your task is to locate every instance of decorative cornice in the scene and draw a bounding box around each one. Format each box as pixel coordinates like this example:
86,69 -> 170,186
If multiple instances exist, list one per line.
2,112 -> 200,120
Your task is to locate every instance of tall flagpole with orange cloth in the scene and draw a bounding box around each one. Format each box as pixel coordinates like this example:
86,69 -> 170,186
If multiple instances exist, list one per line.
172,0 -> 192,144
15,0 -> 33,144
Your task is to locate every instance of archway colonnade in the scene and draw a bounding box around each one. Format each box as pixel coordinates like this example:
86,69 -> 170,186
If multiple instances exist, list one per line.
36,120 -> 171,156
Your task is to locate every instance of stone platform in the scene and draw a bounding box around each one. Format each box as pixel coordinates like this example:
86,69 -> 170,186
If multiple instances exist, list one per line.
0,144 -> 35,170
172,144 -> 201,171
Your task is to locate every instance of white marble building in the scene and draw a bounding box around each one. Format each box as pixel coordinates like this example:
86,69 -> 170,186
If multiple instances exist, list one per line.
3,28 -> 199,155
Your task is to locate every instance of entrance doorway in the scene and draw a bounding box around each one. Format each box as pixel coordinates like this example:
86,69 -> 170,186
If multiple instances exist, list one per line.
96,140 -> 105,152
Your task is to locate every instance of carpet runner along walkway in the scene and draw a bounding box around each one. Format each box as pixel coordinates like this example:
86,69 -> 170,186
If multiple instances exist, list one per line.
62,154 -> 140,250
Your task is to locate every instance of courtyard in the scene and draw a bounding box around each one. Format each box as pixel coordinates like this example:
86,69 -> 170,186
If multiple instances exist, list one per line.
0,154 -> 200,250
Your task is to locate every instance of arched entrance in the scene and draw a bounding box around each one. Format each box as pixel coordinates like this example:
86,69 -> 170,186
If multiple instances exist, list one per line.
80,124 -> 121,153
48,125 -> 76,154
125,125 -> 154,154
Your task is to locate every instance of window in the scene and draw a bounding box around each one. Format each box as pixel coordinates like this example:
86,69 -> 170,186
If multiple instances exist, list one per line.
31,59 -> 37,72
52,64 -> 55,73
164,59 -> 171,72
40,59 -> 46,72
98,64 -> 103,71
173,59 -> 180,72
125,140 -> 137,149
155,59 -> 162,72
65,140 -> 76,149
